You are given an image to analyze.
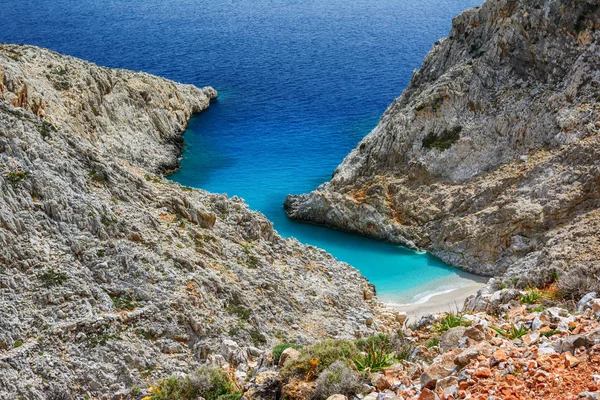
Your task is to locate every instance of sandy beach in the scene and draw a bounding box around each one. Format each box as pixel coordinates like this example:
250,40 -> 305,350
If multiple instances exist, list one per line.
389,279 -> 488,321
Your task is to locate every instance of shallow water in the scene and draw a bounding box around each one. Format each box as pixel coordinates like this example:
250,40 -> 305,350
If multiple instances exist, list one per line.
1,0 -> 483,304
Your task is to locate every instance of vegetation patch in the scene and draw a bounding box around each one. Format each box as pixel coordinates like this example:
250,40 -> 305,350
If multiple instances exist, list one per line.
111,293 -> 137,311
5,170 -> 30,186
315,361 -> 363,400
282,339 -> 359,380
145,366 -> 240,400
422,126 -> 462,151
491,324 -> 529,340
434,311 -> 471,333
226,304 -> 251,320
88,170 -> 108,185
38,269 -> 69,288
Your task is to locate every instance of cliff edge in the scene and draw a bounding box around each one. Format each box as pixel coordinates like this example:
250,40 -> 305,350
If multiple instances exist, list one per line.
285,0 -> 600,282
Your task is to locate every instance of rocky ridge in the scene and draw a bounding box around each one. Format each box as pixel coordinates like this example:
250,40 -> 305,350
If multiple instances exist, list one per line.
0,44 -> 404,399
285,0 -> 600,281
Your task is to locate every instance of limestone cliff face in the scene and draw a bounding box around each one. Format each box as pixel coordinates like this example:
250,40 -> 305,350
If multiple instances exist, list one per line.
0,44 -> 402,399
286,0 -> 600,278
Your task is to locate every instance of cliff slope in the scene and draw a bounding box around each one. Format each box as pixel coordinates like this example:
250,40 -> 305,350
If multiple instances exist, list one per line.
0,44 -> 402,399
286,0 -> 600,280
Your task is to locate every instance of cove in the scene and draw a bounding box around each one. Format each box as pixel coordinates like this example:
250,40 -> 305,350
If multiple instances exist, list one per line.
0,0 -> 483,304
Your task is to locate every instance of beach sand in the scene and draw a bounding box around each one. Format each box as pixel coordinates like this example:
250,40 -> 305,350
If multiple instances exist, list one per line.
389,279 -> 488,321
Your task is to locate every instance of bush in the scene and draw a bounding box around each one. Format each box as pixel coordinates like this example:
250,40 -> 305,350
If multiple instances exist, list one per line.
434,312 -> 471,332
281,339 -> 359,380
559,264 -> 600,300
490,324 -> 529,340
315,361 -> 363,399
146,366 -> 240,400
520,288 -> 543,304
422,126 -> 462,151
355,334 -> 392,353
353,340 -> 393,372
272,343 -> 302,363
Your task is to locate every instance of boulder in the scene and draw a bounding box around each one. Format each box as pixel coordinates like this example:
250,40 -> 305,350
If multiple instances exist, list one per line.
278,347 -> 300,368
440,327 -> 467,351
577,292 -> 597,312
454,342 -> 493,368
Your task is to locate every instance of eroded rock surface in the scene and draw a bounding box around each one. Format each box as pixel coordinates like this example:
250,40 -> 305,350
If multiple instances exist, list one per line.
0,44 -> 401,399
285,0 -> 600,279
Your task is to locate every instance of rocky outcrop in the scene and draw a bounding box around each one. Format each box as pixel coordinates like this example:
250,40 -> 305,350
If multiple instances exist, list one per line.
285,0 -> 600,279
0,44 -> 402,399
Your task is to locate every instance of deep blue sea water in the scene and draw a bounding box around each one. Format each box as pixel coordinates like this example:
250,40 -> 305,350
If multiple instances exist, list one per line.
1,0 -> 483,304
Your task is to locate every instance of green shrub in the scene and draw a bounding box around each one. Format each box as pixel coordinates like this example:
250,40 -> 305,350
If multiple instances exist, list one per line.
355,334 -> 392,353
5,171 -> 30,186
226,305 -> 251,320
282,339 -> 359,380
434,312 -> 471,333
38,269 -> 68,288
520,288 -> 543,304
248,327 -> 266,346
491,324 -> 529,340
273,343 -> 302,363
353,340 -> 393,372
315,360 -> 363,399
88,170 -> 108,185
425,336 -> 440,348
422,126 -> 461,151
111,293 -> 136,311
147,366 -> 239,400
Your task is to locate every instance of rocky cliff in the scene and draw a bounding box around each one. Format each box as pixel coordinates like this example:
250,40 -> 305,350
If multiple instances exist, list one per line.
0,44 -> 403,399
285,0 -> 600,281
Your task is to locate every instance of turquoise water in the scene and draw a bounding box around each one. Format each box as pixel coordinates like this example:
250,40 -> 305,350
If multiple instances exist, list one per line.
0,0 -> 483,304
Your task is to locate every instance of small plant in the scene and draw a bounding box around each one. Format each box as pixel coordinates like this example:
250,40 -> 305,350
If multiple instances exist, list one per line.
5,170 -> 30,186
520,288 -> 543,304
491,324 -> 529,340
396,344 -> 414,361
38,269 -> 68,288
540,329 -> 560,338
531,305 -> 546,313
111,293 -> 136,311
88,170 -> 108,185
422,126 -> 462,151
425,336 -> 440,348
315,360 -> 363,399
355,334 -> 392,353
272,343 -> 302,363
13,339 -> 23,348
434,311 -> 471,333
226,304 -> 251,320
130,386 -> 141,397
248,327 -> 266,346
353,340 -> 394,373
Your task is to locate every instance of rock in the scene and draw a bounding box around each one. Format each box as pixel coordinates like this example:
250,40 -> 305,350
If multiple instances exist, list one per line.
418,388 -> 439,400
440,327 -> 467,351
463,326 -> 486,342
557,335 -> 593,354
278,347 -> 300,368
491,349 -> 507,365
454,342 -> 493,368
474,368 -> 492,378
578,292 -> 597,312
522,332 -> 540,346
326,396 -> 348,400
395,312 -> 408,325
372,373 -> 391,391
563,352 -> 581,368
579,392 -> 599,400
421,350 -> 459,389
